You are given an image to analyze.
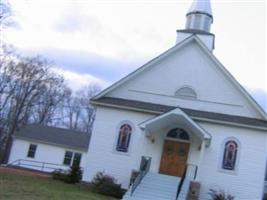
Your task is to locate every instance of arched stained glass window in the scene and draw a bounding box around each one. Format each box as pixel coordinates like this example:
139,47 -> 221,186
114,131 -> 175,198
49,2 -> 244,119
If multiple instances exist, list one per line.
116,124 -> 132,153
222,140 -> 238,171
166,128 -> 190,141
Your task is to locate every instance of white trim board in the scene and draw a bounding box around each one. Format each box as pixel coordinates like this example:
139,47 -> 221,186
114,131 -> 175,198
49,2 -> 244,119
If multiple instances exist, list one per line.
91,101 -> 267,131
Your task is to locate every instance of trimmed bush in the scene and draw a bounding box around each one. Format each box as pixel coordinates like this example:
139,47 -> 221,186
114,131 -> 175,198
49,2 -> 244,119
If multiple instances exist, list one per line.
0,149 -> 4,164
52,166 -> 82,184
208,189 -> 234,200
52,169 -> 68,181
91,172 -> 125,198
65,165 -> 82,184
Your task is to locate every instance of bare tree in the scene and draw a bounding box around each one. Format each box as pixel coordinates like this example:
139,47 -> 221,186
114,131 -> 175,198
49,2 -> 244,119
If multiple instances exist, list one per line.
32,77 -> 70,125
64,92 -> 82,130
0,56 -> 68,163
0,3 -> 101,160
58,84 -> 101,133
78,85 -> 101,133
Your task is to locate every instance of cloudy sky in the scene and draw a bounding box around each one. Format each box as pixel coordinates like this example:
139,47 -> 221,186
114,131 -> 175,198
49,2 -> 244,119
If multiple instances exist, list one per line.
2,0 -> 267,111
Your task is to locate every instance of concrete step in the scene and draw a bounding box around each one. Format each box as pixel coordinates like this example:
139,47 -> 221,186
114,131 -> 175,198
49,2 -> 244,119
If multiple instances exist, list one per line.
121,172 -> 180,200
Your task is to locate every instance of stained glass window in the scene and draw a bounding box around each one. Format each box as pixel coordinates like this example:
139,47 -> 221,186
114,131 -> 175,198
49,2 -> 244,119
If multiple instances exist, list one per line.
222,140 -> 238,171
116,124 -> 132,153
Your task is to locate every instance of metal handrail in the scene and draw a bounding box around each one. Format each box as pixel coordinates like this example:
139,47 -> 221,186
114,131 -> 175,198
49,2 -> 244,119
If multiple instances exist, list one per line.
131,156 -> 151,196
176,163 -> 198,199
7,159 -> 69,172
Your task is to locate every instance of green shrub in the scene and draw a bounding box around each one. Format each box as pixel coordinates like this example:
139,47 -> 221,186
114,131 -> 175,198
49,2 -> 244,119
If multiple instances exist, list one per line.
208,189 -> 234,200
91,172 -> 125,198
0,149 -> 4,164
52,169 -> 68,181
52,166 -> 82,184
65,165 -> 82,184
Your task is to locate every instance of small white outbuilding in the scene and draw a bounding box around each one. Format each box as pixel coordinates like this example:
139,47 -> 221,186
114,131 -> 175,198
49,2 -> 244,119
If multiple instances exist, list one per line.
8,124 -> 90,172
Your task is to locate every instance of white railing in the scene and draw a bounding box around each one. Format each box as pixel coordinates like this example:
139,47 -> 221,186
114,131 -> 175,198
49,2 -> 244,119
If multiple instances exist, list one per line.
130,156 -> 152,196
8,159 -> 67,172
176,164 -> 198,199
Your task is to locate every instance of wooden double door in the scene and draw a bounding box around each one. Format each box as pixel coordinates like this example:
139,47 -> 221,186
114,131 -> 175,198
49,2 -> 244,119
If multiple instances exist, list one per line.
159,140 -> 190,177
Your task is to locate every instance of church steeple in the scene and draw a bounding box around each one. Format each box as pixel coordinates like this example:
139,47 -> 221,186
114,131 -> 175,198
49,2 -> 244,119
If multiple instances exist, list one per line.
176,0 -> 215,51
185,0 -> 213,32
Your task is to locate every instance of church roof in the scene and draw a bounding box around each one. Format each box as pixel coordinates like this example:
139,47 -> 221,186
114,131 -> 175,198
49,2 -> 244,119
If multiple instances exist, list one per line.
14,124 -> 91,151
92,97 -> 267,130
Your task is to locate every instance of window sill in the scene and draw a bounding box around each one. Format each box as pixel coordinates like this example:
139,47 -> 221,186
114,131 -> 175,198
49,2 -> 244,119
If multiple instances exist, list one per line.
218,168 -> 238,175
112,149 -> 130,157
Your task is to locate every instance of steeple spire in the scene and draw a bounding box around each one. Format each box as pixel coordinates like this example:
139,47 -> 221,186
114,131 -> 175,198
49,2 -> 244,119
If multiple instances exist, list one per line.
176,0 -> 215,51
185,0 -> 213,32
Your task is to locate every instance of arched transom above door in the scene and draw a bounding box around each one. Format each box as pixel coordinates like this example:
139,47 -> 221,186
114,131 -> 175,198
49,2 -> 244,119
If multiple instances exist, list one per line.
166,128 -> 190,141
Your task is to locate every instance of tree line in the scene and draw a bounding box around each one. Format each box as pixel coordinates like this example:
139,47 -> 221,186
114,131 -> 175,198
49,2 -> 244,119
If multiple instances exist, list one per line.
0,46 -> 100,162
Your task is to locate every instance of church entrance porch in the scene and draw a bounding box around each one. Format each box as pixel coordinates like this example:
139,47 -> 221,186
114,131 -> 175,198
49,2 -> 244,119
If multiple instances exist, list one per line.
138,108 -> 211,180
124,108 -> 212,199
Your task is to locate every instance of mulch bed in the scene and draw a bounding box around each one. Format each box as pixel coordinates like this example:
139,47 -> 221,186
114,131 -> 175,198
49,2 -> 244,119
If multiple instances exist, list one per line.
0,166 -> 51,178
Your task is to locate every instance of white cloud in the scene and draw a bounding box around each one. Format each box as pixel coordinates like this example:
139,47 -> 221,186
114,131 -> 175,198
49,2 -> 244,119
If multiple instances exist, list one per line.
5,0 -> 185,61
53,68 -> 109,91
4,0 -> 266,95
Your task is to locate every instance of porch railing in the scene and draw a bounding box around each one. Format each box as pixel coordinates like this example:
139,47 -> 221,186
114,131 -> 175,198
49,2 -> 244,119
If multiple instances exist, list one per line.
130,156 -> 152,196
176,163 -> 198,199
8,159 -> 68,172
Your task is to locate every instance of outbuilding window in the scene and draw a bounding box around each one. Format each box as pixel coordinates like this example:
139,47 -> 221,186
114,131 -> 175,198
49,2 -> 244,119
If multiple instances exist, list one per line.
63,151 -> 82,166
63,151 -> 73,165
222,140 -> 238,171
116,124 -> 132,153
27,144 -> 37,158
73,153 -> 82,166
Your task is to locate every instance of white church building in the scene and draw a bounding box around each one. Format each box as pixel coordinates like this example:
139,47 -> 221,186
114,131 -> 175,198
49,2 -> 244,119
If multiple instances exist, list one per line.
83,0 -> 267,200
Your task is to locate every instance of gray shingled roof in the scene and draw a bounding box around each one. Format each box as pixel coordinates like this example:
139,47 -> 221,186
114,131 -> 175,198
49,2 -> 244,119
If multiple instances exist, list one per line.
93,97 -> 267,129
14,124 -> 90,151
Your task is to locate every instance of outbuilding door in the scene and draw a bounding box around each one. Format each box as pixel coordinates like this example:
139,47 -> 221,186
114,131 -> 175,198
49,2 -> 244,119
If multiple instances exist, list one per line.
159,140 -> 190,177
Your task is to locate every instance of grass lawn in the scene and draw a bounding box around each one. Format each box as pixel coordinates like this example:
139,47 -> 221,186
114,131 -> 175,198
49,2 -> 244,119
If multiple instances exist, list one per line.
0,172 -> 119,200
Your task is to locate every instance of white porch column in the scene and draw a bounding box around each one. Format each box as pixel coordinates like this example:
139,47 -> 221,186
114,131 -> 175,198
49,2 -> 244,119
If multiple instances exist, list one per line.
196,140 -> 205,181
